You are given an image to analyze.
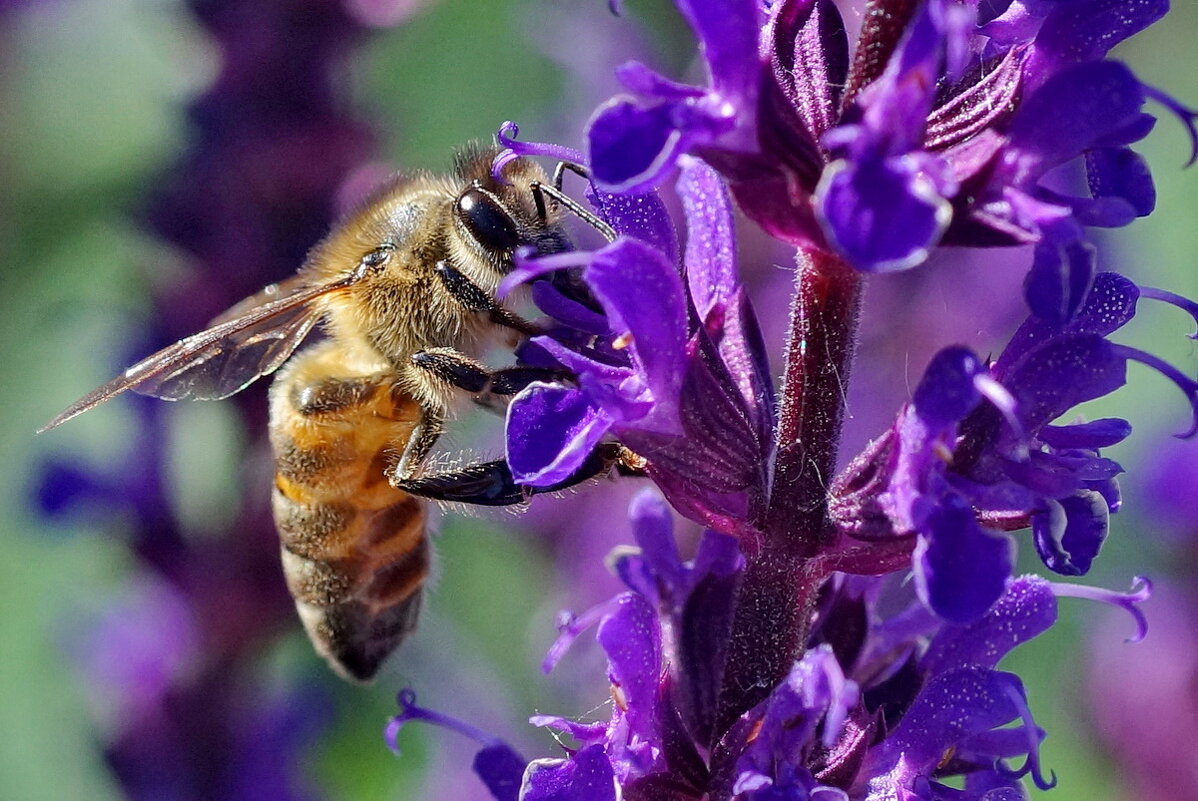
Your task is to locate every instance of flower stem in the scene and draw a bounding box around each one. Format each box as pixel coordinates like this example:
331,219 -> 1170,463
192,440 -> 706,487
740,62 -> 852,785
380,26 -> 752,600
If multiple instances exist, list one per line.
844,0 -> 921,106
765,249 -> 861,552
715,248 -> 861,730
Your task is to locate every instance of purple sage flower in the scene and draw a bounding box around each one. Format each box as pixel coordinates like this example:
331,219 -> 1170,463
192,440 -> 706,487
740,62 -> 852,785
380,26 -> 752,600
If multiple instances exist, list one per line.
499,143 -> 775,539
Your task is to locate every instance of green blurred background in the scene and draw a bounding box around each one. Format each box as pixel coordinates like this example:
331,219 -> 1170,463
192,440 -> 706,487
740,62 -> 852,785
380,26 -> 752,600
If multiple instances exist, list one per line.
2,1 -> 1196,799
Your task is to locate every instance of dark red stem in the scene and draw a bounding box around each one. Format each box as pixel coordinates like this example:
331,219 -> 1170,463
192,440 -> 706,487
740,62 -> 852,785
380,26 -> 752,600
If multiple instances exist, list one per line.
715,249 -> 861,730
843,0 -> 920,107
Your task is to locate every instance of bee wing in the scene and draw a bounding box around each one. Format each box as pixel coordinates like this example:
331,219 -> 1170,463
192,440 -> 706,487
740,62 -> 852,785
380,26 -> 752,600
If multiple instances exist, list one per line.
40,268 -> 367,433
206,273 -> 313,326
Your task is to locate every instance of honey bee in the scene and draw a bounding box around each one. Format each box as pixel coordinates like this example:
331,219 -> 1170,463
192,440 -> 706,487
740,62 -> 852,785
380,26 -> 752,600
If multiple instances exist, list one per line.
41,145 -> 619,681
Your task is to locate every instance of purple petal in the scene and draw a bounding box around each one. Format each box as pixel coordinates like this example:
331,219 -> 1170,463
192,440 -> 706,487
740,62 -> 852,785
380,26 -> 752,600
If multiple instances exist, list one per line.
616,60 -> 707,99
597,594 -> 662,737
671,534 -> 743,744
921,575 -> 1058,676
1038,418 -> 1132,449
1002,61 -> 1147,185
628,490 -> 684,595
506,384 -> 613,485
1030,0 -> 1167,73
475,743 -> 529,801
816,153 -> 953,272
585,184 -> 679,264
677,156 -> 738,319
676,0 -> 760,99
1023,236 -> 1096,324
531,713 -> 609,745
1086,147 -> 1156,218
522,746 -> 617,801
912,347 -> 986,429
855,0 -> 972,154
587,98 -> 690,193
875,666 -> 1026,770
586,239 -> 689,433
1031,490 -> 1109,576
1003,334 -> 1127,432
531,282 -> 612,337
915,497 -> 1014,624
996,271 -> 1139,376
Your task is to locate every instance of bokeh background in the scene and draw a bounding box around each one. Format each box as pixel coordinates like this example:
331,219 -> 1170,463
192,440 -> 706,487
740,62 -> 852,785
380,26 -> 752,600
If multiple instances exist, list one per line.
2,1 -> 1196,799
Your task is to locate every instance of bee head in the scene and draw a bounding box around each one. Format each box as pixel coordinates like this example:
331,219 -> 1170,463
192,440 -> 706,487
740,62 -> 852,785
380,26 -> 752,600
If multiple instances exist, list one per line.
451,143 -> 571,271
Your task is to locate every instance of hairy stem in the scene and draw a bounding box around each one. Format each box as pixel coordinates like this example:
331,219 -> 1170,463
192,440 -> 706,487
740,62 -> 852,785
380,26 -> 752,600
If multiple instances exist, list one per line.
844,0 -> 921,107
716,248 -> 861,730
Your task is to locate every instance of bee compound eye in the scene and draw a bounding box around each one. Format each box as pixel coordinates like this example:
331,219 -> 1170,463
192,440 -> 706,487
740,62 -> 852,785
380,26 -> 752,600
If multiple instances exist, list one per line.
455,187 -> 521,253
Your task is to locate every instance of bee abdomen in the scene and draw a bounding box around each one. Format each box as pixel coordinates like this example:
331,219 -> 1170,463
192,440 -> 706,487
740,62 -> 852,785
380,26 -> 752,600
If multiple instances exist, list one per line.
282,529 -> 430,682
269,343 -> 428,682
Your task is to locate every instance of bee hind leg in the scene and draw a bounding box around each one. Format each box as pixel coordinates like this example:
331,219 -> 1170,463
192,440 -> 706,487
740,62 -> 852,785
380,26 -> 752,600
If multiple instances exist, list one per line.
392,406 -> 445,482
397,442 -> 640,506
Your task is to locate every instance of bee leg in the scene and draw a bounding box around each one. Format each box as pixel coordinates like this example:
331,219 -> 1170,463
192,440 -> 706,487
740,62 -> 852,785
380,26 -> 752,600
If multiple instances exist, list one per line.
397,443 -> 641,506
393,406 -> 444,482
411,349 -> 572,397
434,261 -> 543,336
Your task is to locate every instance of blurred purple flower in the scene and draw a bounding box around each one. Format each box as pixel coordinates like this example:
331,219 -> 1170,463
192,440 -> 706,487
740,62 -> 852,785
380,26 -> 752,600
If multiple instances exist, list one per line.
145,0 -> 374,337
1088,580 -> 1198,801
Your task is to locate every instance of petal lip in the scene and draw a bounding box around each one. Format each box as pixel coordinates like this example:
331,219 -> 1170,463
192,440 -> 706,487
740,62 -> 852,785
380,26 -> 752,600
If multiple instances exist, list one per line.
506,384 -> 614,486
815,156 -> 953,273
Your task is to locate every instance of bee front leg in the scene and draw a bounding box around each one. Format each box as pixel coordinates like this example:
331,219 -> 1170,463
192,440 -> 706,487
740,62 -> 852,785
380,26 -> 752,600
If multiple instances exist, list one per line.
411,348 -> 572,400
433,261 -> 543,336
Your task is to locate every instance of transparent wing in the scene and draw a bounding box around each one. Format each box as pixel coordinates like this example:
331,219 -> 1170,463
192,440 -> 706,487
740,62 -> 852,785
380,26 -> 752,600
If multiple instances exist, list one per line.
134,301 -> 321,401
207,274 -> 313,326
41,268 -> 366,433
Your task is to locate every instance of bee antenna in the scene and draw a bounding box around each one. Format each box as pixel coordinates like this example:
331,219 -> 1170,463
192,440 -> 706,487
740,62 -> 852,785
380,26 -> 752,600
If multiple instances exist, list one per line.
551,161 -> 591,192
530,180 -> 616,243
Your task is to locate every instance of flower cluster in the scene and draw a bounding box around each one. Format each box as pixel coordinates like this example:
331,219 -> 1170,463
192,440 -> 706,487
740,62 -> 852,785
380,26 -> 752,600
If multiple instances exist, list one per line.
389,491 -> 1150,800
381,0 -> 1198,798
587,0 -> 1195,303
500,146 -> 775,538
831,270 -> 1198,622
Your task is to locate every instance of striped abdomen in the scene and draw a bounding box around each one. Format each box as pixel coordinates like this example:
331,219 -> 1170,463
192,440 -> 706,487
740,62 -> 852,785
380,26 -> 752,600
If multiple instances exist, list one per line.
268,342 -> 429,682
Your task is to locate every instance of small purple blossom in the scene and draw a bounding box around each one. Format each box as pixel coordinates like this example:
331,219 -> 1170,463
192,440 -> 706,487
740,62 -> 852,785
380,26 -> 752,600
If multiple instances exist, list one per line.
827,271 -> 1198,622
